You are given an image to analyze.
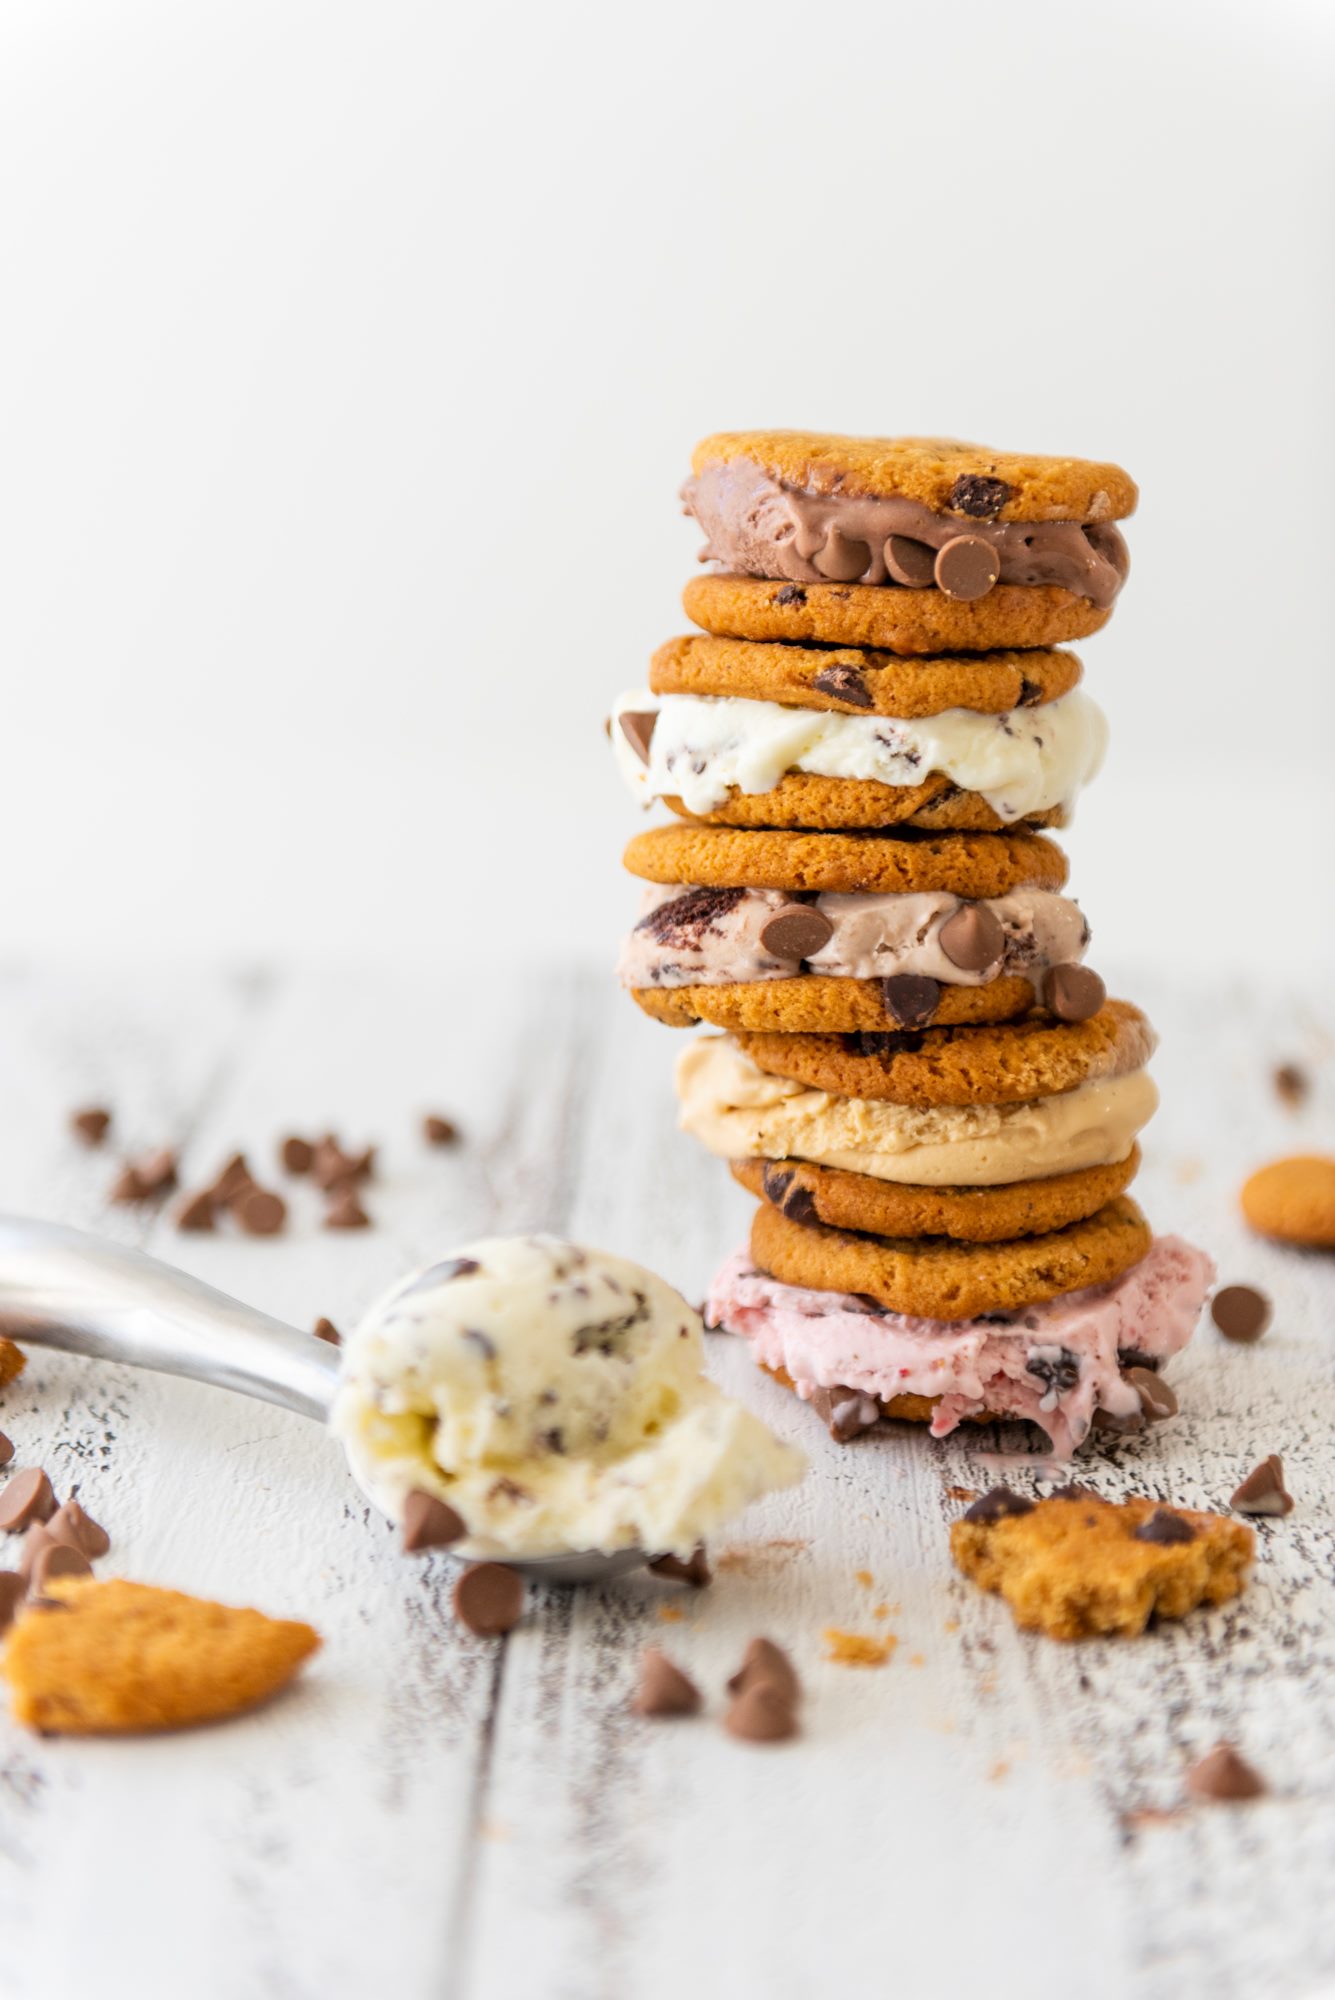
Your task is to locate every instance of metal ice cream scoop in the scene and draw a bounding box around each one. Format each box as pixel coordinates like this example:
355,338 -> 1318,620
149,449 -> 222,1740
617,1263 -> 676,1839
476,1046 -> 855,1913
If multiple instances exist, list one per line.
0,1215 -> 645,1586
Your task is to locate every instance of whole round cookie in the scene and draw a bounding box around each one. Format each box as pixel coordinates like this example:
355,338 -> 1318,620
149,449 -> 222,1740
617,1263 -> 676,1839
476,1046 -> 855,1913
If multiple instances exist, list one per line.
661,774 -> 1067,833
1240,1154 -> 1335,1248
623,823 -> 1069,897
683,574 -> 1111,655
650,634 -> 1082,718
750,1195 -> 1153,1321
733,1147 -> 1142,1243
736,1000 -> 1154,1108
632,973 -> 1038,1034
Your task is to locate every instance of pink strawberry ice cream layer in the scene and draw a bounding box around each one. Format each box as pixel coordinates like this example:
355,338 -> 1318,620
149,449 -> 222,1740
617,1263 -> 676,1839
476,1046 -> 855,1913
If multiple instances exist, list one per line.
705,1235 -> 1215,1458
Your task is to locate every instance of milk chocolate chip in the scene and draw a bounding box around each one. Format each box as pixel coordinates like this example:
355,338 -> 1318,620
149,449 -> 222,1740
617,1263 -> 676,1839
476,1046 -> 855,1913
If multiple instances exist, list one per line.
649,1546 -> 711,1588
1133,1507 -> 1195,1545
70,1107 -> 112,1147
938,904 -> 1005,973
881,974 -> 941,1028
453,1562 -> 524,1636
1186,1742 -> 1266,1802
47,1499 -> 110,1560
30,1541 -> 92,1592
1125,1367 -> 1178,1422
0,1572 -> 23,1632
963,1488 -> 1035,1524
633,1647 -> 701,1718
884,535 -> 937,586
1042,963 -> 1106,1022
402,1489 -> 467,1553
724,1682 -> 798,1743
618,711 -> 657,765
934,535 -> 1000,601
0,1469 -> 57,1533
813,527 -> 871,582
726,1636 -> 800,1705
811,663 -> 873,708
1210,1284 -> 1270,1343
1230,1455 -> 1293,1517
758,904 -> 834,961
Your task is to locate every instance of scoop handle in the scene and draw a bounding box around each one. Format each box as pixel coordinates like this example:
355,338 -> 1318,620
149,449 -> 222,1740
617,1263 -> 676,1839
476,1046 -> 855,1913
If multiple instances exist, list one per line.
0,1214 -> 339,1421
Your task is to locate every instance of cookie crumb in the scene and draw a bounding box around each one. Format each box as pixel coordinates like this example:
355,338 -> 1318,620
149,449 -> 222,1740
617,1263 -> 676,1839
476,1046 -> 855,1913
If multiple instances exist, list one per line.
822,1628 -> 897,1668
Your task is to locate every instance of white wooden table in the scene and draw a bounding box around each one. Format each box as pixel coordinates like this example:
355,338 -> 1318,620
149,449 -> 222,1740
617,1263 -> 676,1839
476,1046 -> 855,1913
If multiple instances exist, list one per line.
0,964 -> 1331,2000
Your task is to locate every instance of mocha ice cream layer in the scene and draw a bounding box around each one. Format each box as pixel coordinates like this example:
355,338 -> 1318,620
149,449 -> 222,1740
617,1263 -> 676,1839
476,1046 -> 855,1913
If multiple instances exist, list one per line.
676,1036 -> 1158,1187
611,688 -> 1107,822
684,457 -> 1131,606
706,1236 -> 1214,1458
619,883 -> 1088,992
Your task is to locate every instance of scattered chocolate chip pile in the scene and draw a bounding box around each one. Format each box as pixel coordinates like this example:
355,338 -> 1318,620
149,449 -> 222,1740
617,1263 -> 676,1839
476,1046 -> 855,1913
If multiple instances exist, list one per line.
632,1633 -> 802,1743
0,1463 -> 110,1631
171,1152 -> 289,1237
109,1148 -> 179,1205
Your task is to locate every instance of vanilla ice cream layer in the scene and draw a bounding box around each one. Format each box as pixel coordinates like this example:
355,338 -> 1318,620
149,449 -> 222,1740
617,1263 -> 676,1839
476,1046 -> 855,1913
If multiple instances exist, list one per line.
330,1235 -> 804,1560
707,1236 -> 1214,1457
619,882 -> 1088,990
676,1036 -> 1158,1186
612,687 -> 1108,821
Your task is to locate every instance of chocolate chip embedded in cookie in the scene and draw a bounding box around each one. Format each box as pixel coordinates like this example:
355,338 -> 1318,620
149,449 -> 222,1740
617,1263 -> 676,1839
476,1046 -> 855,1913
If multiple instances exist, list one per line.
683,572 -> 1114,655
950,1491 -> 1253,1640
649,634 -> 1083,719
733,1147 -> 1142,1243
2,1578 -> 320,1734
735,1000 -> 1155,1109
1240,1154 -> 1335,1248
660,772 -> 1069,834
623,824 -> 1069,898
749,1195 -> 1153,1322
631,973 -> 1038,1034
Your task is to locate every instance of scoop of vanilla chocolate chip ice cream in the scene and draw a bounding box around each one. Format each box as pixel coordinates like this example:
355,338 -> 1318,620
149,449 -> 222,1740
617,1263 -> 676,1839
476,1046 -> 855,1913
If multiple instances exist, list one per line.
330,1235 -> 804,1559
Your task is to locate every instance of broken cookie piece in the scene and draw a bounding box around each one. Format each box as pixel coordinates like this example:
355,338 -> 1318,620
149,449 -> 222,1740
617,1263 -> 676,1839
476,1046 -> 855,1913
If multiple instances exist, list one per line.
2,1578 -> 320,1734
950,1490 -> 1253,1640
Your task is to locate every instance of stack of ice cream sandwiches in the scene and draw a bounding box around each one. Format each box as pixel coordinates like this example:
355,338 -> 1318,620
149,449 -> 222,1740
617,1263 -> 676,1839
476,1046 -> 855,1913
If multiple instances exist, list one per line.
611,431 -> 1213,1459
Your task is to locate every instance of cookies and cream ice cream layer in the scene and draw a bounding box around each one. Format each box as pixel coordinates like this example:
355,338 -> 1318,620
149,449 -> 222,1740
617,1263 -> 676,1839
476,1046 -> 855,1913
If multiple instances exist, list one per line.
676,1036 -> 1157,1187
611,687 -> 1108,821
707,1236 -> 1214,1457
619,882 -> 1087,991
331,1235 -> 804,1560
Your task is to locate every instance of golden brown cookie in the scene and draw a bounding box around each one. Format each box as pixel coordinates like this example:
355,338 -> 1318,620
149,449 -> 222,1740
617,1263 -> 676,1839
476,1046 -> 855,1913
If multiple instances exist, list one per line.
1240,1154 -> 1335,1248
662,773 -> 1067,833
683,573 -> 1111,655
0,1339 -> 25,1390
689,432 -> 1138,524
624,823 -> 1068,898
750,1195 -> 1152,1320
734,1146 -> 1141,1243
632,973 -> 1037,1034
950,1491 -> 1253,1640
3,1578 -> 321,1735
650,634 -> 1082,718
763,1362 -> 993,1431
737,1000 -> 1154,1109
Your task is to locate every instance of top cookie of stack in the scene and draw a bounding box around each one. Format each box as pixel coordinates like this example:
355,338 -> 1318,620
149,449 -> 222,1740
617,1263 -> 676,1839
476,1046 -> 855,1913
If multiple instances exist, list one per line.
612,430 -> 1135,1037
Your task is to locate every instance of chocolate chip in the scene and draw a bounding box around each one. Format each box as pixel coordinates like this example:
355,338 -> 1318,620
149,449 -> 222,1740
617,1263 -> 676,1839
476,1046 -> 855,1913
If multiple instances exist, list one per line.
948,473 -> 1012,518
726,1637 -> 800,1705
0,1432 -> 13,1468
881,974 -> 941,1028
423,1114 -> 460,1146
401,1489 -> 467,1553
849,1028 -> 925,1057
1026,1347 -> 1082,1398
0,1572 -> 23,1632
1017,676 -> 1043,706
1133,1507 -> 1196,1545
813,528 -> 871,582
758,904 -> 835,961
808,1383 -> 879,1442
110,1148 -> 178,1204
1210,1284 -> 1270,1344
30,1541 -> 91,1592
649,1545 -> 711,1588
1049,1482 -> 1098,1501
280,1135 -> 315,1174
884,535 -> 937,586
1186,1742 -> 1266,1802
46,1499 -> 110,1560
313,1316 -> 341,1345
0,1468 -> 56,1533
1272,1062 -> 1309,1108
1125,1367 -> 1178,1422
210,1153 -> 254,1207
453,1562 -> 524,1636
811,664 -> 873,708
323,1189 -> 371,1230
724,1682 -> 798,1743
70,1107 -> 111,1147
1042,963 -> 1106,1022
963,1487 -> 1034,1524
934,535 -> 1000,601
772,584 -> 806,606
761,1165 -> 794,1205
313,1138 -> 376,1191
633,1647 -> 701,1718
236,1186 -> 287,1236
1231,1455 -> 1294,1517
938,903 -> 1006,973
617,710 -> 658,765
18,1524 -> 54,1580
174,1189 -> 216,1233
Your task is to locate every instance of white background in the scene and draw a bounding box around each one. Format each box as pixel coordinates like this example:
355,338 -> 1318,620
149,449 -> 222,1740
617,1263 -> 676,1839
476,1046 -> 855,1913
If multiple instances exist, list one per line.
0,0 -> 1331,979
